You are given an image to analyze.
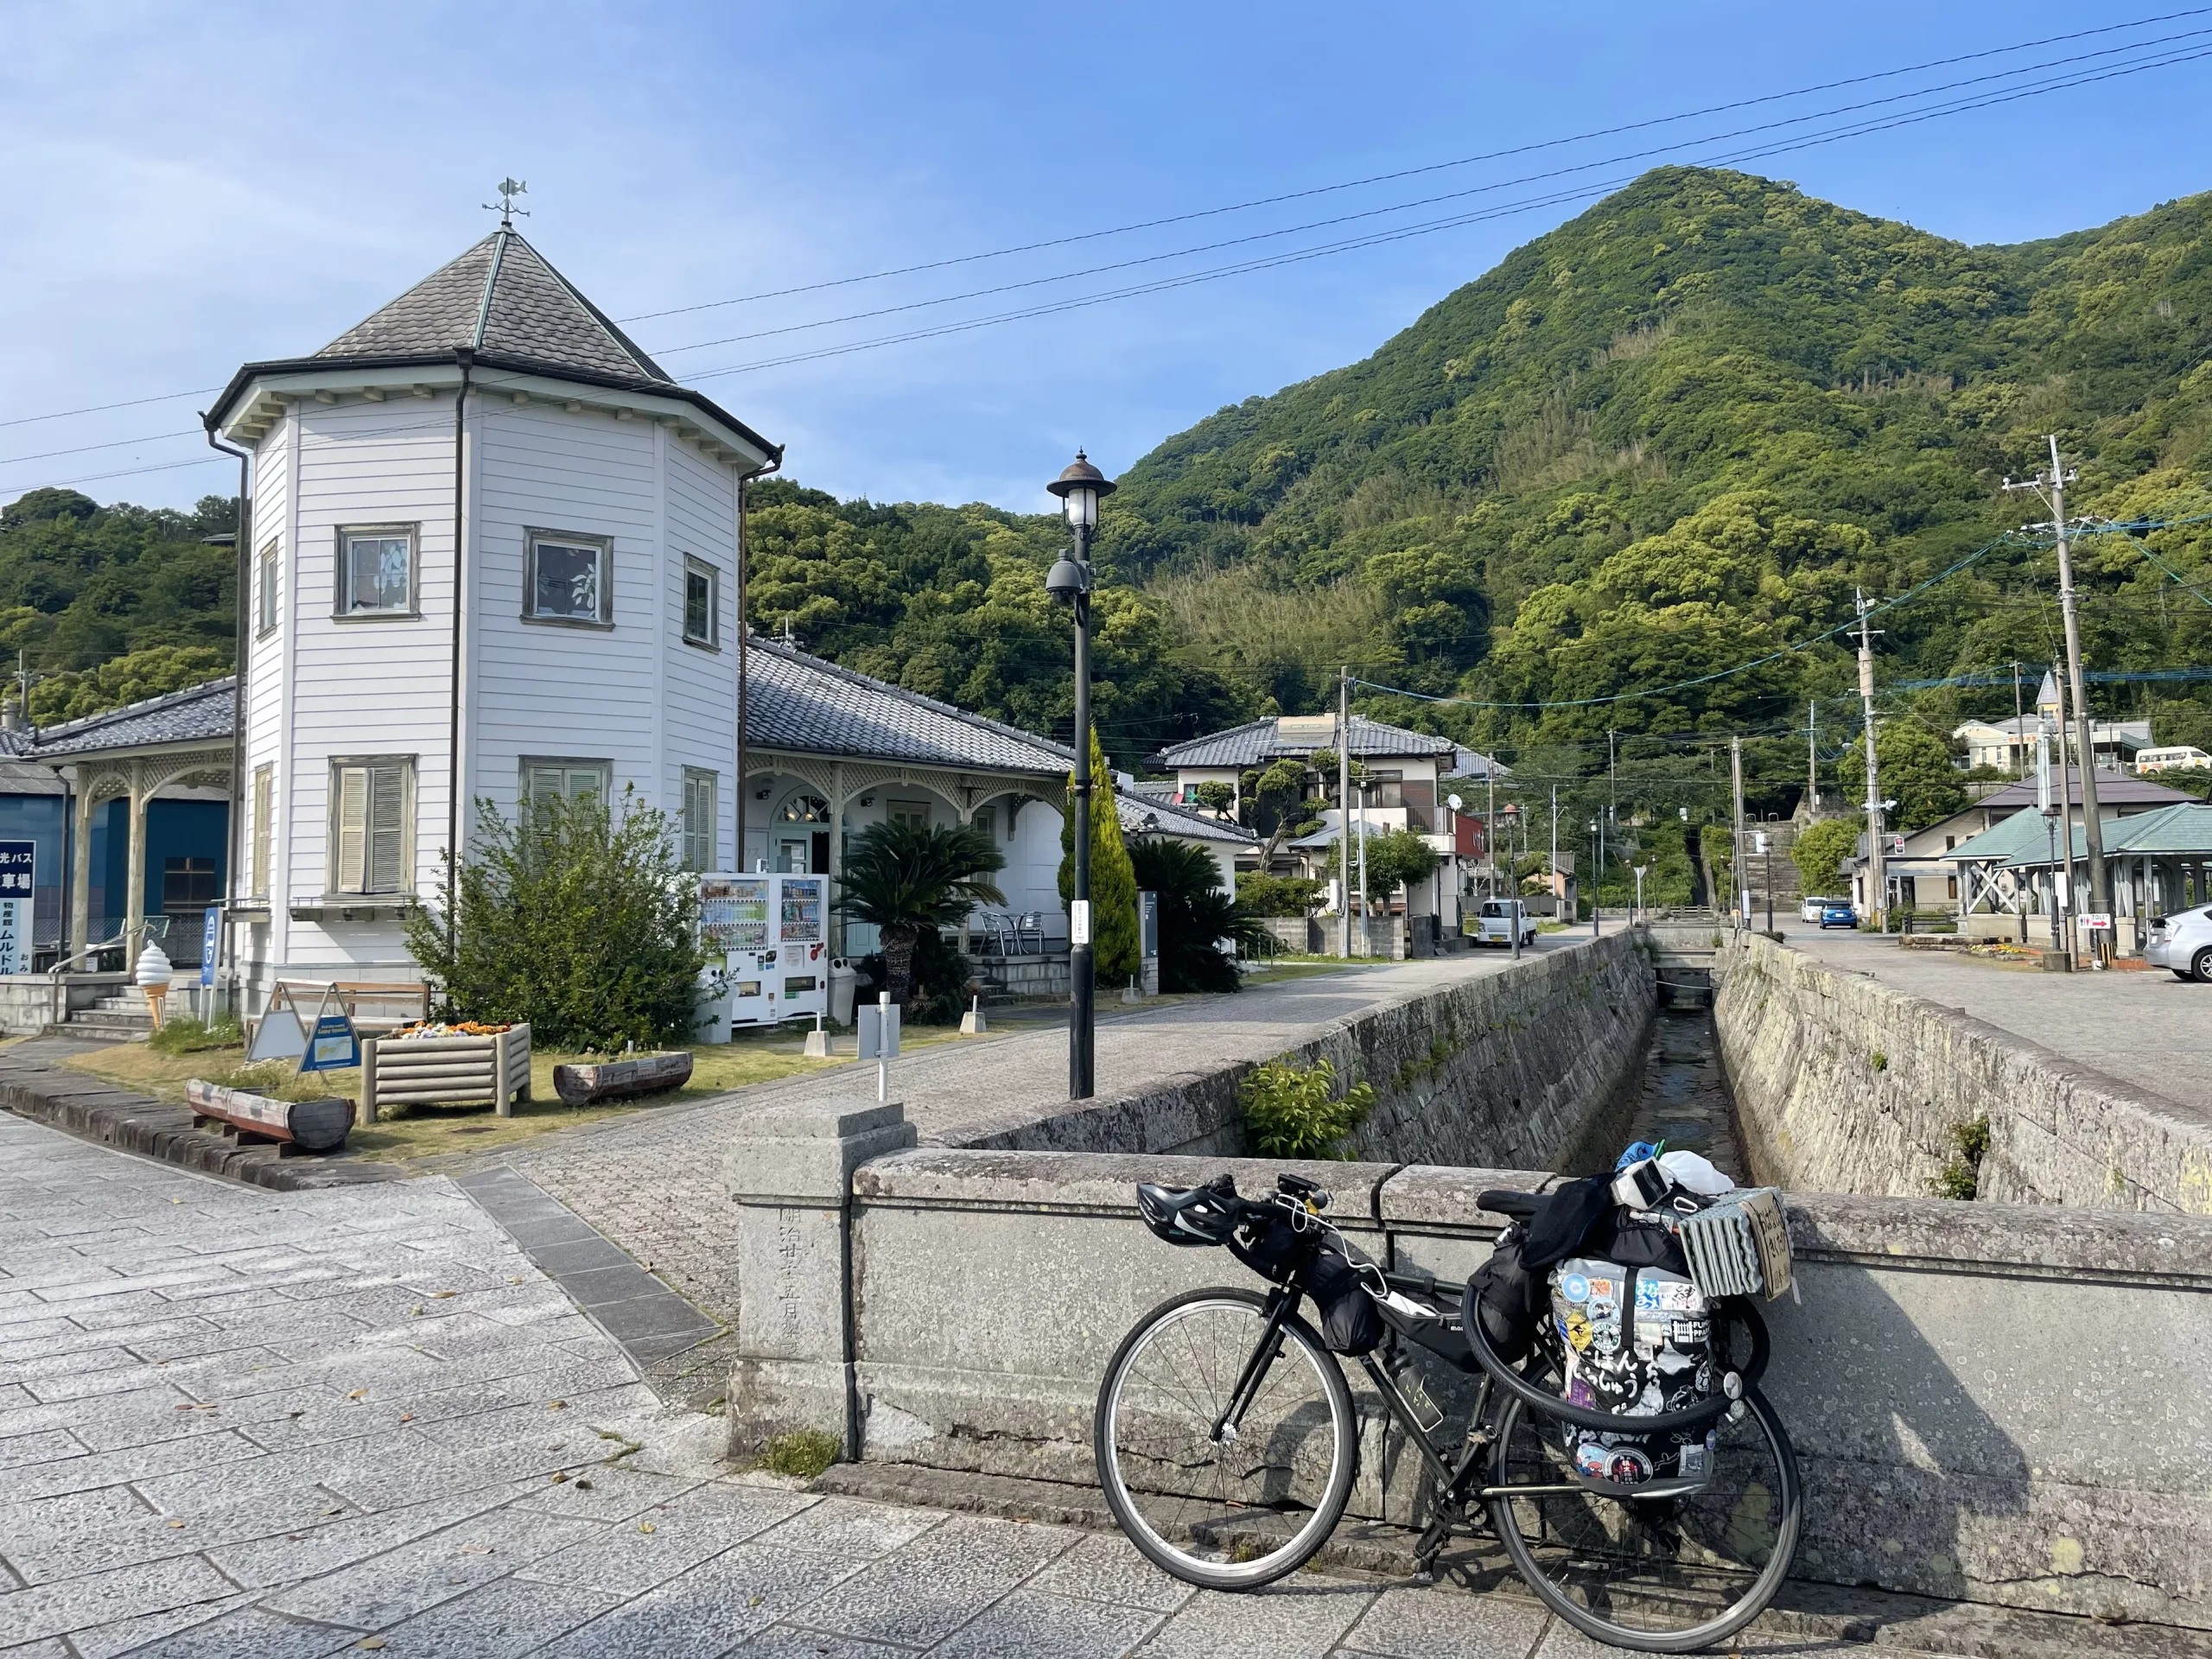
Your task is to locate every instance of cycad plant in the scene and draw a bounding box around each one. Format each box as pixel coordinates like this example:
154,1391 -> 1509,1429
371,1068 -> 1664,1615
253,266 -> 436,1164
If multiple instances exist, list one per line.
835,820 -> 1007,1008
1127,836 -> 1264,994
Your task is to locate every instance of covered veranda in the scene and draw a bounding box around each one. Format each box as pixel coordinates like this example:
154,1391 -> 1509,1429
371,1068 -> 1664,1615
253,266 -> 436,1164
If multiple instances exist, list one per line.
1948,802 -> 2212,956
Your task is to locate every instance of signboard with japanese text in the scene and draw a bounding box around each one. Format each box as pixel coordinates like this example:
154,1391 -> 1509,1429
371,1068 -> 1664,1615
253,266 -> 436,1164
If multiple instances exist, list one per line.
200,906 -> 221,988
301,1012 -> 361,1072
0,841 -> 33,975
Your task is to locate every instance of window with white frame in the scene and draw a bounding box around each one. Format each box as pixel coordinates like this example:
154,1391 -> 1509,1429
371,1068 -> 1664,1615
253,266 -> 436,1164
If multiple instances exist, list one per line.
522,759 -> 611,818
257,541 -> 280,635
329,759 -> 413,895
524,530 -> 612,626
337,525 -> 415,616
250,764 -> 273,897
682,767 -> 718,870
683,559 -> 719,647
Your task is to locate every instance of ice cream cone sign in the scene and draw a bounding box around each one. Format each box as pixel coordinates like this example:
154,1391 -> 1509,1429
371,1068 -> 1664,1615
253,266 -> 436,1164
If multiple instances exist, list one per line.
135,943 -> 174,1031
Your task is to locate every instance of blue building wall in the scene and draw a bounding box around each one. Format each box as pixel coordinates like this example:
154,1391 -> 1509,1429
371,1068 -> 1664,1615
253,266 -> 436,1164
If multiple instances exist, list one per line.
0,790 -> 68,960
73,795 -> 229,963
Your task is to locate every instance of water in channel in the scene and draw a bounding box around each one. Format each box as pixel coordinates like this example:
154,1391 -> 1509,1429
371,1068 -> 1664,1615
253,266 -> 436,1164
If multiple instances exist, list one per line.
1566,973 -> 1750,1185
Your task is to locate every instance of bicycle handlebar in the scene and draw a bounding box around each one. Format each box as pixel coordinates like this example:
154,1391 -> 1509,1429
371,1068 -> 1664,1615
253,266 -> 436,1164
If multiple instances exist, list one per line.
1465,1296 -> 1770,1437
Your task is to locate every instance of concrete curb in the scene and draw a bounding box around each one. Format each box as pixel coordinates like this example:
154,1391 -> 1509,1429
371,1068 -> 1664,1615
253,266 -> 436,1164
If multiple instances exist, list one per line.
0,1054 -> 401,1191
813,1462 -> 2212,1658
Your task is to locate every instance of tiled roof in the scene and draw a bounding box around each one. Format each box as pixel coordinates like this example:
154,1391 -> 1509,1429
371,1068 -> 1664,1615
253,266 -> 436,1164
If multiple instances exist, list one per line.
1942,807 -> 2054,865
320,230 -> 672,386
746,639 -> 1073,775
1121,793 -> 1256,846
2107,802 -> 2212,856
1155,714 -> 1458,771
28,679 -> 237,759
1973,769 -> 2189,809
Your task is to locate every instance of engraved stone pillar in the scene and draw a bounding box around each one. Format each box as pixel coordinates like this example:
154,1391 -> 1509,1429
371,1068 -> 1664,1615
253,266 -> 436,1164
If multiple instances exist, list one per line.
725,1098 -> 915,1459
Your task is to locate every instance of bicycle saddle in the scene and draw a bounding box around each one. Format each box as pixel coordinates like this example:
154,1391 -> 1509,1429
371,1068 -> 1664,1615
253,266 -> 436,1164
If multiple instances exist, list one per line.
1478,1189 -> 1541,1219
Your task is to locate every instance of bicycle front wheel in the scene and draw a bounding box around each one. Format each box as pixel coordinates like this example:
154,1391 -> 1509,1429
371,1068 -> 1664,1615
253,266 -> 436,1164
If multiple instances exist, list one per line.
1094,1287 -> 1357,1590
1486,1387 -> 1801,1654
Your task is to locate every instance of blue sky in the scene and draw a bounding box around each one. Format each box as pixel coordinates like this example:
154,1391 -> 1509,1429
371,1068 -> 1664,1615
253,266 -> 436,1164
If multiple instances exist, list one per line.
3,2 -> 2210,518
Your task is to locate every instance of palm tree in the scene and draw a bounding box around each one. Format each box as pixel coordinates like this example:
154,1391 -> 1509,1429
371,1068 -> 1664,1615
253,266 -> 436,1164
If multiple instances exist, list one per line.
1127,836 -> 1264,994
835,820 -> 1007,1008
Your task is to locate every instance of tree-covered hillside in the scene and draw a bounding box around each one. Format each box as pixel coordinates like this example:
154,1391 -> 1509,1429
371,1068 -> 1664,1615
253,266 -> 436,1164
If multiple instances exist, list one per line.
1098,166 -> 2212,759
0,487 -> 237,722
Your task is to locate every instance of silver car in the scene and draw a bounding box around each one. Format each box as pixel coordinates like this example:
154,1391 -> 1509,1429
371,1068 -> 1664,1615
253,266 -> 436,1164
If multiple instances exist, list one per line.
2145,905 -> 2212,981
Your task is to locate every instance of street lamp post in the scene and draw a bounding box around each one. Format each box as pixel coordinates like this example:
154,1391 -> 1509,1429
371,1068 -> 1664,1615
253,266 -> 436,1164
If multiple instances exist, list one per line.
1046,451 -> 1115,1100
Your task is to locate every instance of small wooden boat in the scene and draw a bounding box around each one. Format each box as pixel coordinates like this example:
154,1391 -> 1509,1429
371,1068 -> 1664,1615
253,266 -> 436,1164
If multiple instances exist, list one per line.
551,1052 -> 695,1106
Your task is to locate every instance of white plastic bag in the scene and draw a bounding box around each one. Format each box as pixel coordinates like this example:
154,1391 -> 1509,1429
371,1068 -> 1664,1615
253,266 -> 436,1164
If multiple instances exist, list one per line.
1657,1149 -> 1732,1196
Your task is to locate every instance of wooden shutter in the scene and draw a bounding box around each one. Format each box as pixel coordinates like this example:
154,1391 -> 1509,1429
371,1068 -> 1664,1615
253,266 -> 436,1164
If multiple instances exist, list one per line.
251,766 -> 273,896
334,766 -> 368,892
369,765 -> 406,893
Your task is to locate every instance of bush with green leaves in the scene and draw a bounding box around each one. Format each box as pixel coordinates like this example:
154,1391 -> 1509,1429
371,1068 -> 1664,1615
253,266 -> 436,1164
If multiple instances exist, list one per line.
1128,836 -> 1263,994
1239,1058 -> 1376,1160
1792,817 -> 1859,896
148,1012 -> 243,1055
1058,728 -> 1141,984
1358,826 -> 1440,898
836,818 -> 1004,1010
1236,872 -> 1323,917
1187,780 -> 1235,814
404,789 -> 704,1052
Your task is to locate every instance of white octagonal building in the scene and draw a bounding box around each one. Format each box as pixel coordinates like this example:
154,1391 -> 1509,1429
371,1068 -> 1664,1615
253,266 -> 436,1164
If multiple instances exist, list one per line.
206,223 -> 779,1007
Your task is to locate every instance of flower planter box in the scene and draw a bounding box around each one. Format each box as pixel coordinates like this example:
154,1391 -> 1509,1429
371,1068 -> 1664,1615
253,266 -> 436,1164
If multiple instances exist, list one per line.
359,1024 -> 531,1123
186,1078 -> 355,1153
550,1051 -> 693,1106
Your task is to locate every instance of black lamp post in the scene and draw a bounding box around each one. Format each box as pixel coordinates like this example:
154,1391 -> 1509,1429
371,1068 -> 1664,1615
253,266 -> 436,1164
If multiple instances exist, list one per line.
1046,450 -> 1115,1100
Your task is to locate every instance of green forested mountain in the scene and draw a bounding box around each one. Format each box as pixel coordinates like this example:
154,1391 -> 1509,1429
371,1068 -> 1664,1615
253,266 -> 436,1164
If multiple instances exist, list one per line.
1098,166 -> 2212,760
0,487 -> 238,722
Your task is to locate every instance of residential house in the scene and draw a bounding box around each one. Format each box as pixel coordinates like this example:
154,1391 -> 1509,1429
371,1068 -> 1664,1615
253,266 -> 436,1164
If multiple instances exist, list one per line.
1953,671 -> 2150,773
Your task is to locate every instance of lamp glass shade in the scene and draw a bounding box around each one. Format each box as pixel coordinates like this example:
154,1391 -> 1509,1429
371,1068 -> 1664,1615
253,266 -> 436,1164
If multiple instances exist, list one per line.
1061,485 -> 1098,530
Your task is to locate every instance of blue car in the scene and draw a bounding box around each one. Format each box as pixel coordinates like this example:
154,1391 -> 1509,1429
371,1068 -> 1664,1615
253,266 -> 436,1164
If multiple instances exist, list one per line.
1819,902 -> 1856,930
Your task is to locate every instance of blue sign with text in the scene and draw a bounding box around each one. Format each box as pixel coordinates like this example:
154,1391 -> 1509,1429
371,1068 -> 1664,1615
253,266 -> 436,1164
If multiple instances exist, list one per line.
301,1013 -> 361,1073
0,841 -> 33,976
200,906 -> 221,988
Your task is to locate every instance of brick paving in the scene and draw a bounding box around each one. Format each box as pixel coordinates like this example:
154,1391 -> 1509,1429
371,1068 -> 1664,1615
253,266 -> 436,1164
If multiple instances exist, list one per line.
1783,925 -> 2212,1119
0,1108 -> 1961,1657
473,938 -> 1615,1330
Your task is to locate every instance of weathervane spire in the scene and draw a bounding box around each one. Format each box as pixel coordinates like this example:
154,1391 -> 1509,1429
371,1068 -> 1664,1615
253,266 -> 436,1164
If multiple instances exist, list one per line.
484,178 -> 530,227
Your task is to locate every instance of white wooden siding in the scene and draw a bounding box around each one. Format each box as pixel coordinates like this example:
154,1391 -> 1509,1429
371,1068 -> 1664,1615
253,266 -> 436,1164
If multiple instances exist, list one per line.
663,437 -> 738,867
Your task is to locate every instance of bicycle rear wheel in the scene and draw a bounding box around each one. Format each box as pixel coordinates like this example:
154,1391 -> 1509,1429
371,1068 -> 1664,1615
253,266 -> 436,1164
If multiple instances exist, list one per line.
1486,1387 -> 1801,1654
1094,1287 -> 1356,1590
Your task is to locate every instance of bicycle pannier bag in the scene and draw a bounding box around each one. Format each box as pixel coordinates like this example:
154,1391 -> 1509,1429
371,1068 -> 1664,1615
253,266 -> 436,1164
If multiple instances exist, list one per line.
1549,1256 -> 1718,1492
1306,1246 -> 1383,1356
1468,1224 -> 1543,1363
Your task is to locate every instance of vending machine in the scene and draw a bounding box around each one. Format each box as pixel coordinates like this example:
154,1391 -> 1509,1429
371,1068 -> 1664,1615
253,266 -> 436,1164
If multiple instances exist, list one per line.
697,873 -> 830,1036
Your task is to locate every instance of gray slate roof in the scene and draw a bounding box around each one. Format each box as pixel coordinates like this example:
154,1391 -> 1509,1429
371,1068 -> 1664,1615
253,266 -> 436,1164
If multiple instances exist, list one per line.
14,643 -> 1076,778
1974,769 -> 2189,810
1121,793 -> 1256,846
1155,714 -> 1458,771
26,678 -> 237,760
320,229 -> 672,386
746,639 -> 1073,776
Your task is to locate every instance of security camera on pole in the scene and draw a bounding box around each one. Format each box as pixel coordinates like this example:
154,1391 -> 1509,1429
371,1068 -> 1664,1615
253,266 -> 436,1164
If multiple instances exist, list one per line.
1046,451 -> 1116,1100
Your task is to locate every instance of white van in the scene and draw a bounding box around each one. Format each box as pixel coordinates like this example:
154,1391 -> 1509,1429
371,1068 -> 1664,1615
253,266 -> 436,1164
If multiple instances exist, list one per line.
1474,899 -> 1538,948
2137,746 -> 2212,774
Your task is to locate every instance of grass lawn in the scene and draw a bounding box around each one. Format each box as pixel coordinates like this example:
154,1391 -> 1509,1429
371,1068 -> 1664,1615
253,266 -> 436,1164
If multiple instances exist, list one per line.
51,1020 -> 977,1170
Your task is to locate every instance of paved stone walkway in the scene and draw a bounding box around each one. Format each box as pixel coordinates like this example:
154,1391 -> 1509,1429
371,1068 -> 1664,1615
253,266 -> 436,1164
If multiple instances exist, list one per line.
0,1109 -> 1955,1658
476,937 -> 1620,1331
1782,926 -> 2212,1120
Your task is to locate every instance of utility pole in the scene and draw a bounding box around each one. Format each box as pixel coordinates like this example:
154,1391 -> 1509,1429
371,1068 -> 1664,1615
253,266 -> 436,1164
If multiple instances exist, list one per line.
1857,590 -> 1886,931
1357,780 -> 1370,957
1806,698 -> 1819,816
2012,661 -> 2026,780
1486,753 -> 1498,904
2005,439 -> 2109,963
1338,667 -> 1351,960
2052,659 -> 2078,969
1548,785 -> 1559,903
1729,735 -> 1747,931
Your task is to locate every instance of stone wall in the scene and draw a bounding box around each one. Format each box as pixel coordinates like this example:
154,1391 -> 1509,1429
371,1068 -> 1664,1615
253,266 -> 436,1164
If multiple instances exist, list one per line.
941,928 -> 1656,1172
1713,932 -> 2212,1214
726,1122 -> 2212,1630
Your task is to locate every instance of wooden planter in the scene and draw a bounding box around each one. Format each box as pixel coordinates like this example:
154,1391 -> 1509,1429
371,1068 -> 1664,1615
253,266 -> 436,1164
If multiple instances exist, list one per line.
551,1052 -> 693,1105
359,1025 -> 531,1123
187,1078 -> 354,1153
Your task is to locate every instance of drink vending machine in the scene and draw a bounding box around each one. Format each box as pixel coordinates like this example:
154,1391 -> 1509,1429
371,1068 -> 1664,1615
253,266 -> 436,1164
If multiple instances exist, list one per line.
696,873 -> 830,1035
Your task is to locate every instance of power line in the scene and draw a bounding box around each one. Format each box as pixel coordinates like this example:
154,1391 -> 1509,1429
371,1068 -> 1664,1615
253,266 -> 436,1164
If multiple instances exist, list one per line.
617,7 -> 2212,326
679,41 -> 2212,383
7,11 -> 2207,447
647,28 -> 2212,359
